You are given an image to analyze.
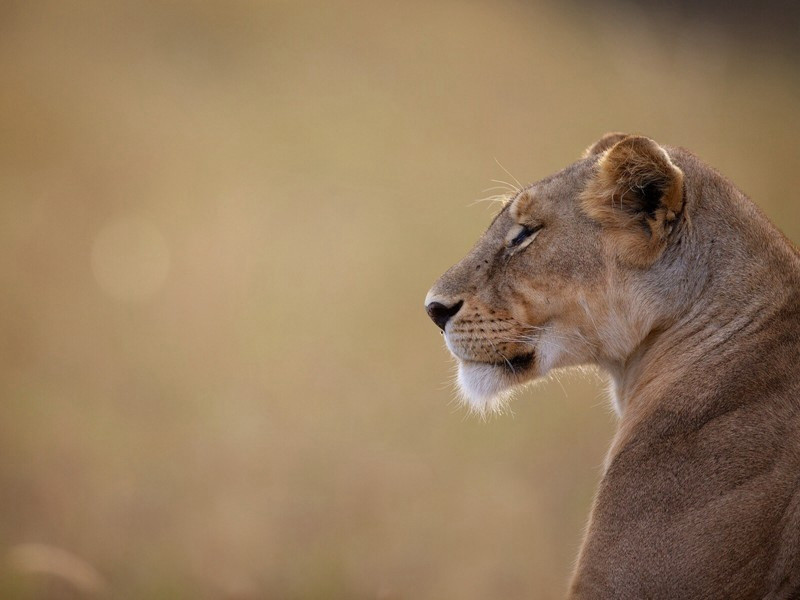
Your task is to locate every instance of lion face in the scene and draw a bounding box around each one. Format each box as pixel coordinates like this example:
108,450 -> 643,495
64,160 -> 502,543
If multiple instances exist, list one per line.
425,134 -> 685,413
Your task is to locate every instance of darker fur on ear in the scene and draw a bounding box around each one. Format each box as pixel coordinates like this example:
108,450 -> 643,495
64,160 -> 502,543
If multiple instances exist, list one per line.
581,136 -> 684,267
582,132 -> 631,158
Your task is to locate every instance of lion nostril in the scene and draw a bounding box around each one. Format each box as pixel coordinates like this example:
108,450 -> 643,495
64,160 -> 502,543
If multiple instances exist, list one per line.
425,300 -> 464,331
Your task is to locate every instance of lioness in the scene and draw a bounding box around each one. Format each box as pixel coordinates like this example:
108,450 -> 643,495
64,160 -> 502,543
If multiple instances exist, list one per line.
425,134 -> 800,598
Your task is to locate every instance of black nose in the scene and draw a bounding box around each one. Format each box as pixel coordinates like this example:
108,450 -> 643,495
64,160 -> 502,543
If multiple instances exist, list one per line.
426,300 -> 463,331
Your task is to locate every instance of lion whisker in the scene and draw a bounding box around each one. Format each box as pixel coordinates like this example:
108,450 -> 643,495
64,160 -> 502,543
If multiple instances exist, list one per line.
493,157 -> 525,191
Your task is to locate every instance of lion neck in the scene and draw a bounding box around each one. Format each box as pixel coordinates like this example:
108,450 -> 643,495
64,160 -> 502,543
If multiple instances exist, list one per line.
599,167 -> 800,423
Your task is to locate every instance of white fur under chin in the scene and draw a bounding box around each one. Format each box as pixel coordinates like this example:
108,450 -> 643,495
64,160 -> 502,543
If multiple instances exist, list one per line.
456,361 -> 515,415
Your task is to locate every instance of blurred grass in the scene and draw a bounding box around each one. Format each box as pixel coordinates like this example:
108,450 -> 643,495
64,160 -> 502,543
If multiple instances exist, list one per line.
0,0 -> 798,598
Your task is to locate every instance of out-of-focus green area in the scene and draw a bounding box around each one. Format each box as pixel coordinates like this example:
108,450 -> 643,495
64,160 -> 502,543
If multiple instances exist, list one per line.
0,1 -> 798,598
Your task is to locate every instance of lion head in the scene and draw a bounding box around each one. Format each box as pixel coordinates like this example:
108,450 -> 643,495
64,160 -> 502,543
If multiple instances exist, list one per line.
425,133 -> 687,413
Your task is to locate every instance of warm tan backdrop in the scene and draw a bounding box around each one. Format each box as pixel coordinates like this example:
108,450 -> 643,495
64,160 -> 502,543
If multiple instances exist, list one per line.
1,1 -> 798,598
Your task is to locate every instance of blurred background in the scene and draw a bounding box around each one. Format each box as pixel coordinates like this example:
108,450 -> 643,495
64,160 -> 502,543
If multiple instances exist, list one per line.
1,1 -> 798,598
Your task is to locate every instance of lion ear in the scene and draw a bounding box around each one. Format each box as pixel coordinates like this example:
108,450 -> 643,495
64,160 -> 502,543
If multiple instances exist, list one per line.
582,132 -> 631,158
582,136 -> 684,267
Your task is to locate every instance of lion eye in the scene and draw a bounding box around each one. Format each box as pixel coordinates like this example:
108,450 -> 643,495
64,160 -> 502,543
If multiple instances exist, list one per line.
508,224 -> 542,248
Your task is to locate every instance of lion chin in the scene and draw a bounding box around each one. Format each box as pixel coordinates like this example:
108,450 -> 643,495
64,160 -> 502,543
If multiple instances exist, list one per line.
455,357 -> 534,414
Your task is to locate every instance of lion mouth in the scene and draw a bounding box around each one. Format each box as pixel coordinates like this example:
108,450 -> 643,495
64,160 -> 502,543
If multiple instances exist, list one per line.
445,334 -> 536,373
500,352 -> 535,372
461,351 -> 535,373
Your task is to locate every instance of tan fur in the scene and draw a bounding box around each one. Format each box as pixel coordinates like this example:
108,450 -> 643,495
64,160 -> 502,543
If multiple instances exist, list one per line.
425,134 -> 800,597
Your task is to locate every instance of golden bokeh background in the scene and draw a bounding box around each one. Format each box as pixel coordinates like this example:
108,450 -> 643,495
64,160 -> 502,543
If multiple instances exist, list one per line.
1,1 -> 798,598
